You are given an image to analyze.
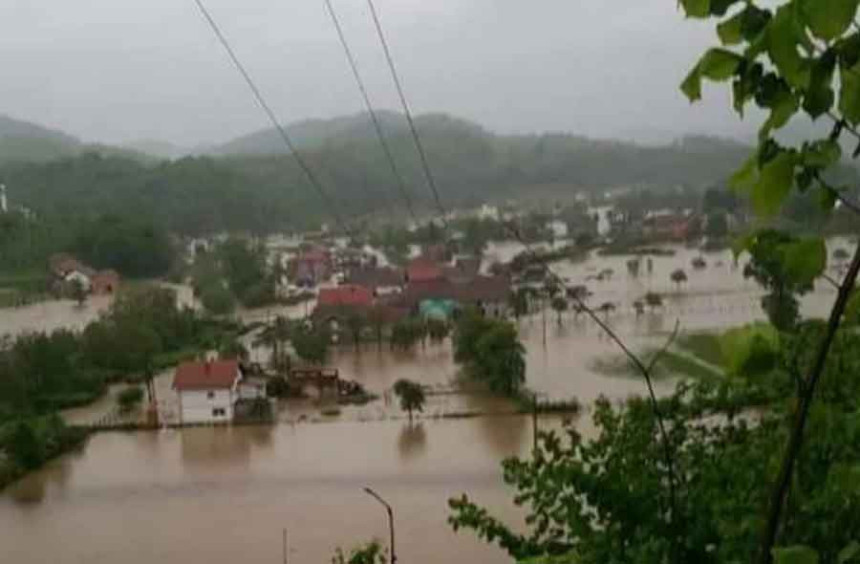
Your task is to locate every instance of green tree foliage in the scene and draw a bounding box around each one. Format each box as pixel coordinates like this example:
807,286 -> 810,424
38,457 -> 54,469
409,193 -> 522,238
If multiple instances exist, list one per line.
450,353 -> 860,563
390,318 -> 426,351
670,268 -> 688,289
426,318 -> 450,342
291,325 -> 329,365
454,309 -> 526,396
741,230 -> 823,331
331,540 -> 387,564
392,379 -> 426,422
72,214 -> 175,278
117,386 -> 144,412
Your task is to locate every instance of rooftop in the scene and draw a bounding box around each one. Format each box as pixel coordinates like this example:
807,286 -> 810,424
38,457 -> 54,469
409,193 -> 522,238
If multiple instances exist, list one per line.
173,359 -> 241,391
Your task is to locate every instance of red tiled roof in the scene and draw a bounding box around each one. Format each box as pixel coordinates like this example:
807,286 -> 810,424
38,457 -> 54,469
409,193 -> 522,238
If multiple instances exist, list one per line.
407,257 -> 443,283
346,267 -> 404,289
173,360 -> 240,391
318,285 -> 373,307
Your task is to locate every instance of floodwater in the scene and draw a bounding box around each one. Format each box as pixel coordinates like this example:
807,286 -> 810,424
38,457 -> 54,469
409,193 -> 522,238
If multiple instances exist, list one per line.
2,238 -> 854,563
1,416 -> 574,564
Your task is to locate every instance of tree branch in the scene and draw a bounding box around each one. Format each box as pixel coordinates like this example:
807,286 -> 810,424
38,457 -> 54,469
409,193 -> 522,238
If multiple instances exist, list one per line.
758,239 -> 860,564
504,223 -> 682,562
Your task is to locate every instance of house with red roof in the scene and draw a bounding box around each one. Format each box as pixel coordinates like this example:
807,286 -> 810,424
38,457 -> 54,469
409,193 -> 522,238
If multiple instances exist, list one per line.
172,359 -> 264,424
406,256 -> 444,283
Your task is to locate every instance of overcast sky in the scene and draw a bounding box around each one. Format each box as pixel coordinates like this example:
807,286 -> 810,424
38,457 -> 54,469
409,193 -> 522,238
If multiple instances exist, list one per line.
0,0 -> 763,147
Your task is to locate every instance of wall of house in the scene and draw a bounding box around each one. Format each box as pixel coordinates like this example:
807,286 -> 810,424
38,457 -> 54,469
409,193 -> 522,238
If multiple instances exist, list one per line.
177,389 -> 234,424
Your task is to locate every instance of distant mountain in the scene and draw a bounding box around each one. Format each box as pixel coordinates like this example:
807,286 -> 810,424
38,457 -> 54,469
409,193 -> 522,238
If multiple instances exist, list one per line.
123,139 -> 188,160
206,111 -> 489,156
0,114 -> 160,165
0,114 -> 83,163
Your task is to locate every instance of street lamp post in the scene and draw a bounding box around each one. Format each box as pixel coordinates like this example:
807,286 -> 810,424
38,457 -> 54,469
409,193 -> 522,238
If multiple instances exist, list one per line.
363,487 -> 396,564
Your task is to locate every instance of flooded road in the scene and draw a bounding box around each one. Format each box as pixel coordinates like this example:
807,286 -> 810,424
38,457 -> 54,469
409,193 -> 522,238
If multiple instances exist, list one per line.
1,416 -> 572,564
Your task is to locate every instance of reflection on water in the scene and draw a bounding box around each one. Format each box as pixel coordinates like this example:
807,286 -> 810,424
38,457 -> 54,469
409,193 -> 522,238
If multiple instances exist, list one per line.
397,423 -> 428,462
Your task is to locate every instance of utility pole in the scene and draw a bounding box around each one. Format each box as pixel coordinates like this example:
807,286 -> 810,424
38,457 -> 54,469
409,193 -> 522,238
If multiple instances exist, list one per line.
532,391 -> 539,452
364,487 -> 396,564
282,528 -> 288,564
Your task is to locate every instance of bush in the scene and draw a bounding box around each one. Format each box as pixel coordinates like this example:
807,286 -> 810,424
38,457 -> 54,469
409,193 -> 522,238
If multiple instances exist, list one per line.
117,386 -> 144,412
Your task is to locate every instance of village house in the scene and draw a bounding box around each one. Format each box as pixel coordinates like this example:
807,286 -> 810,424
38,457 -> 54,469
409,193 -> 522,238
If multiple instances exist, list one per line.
172,359 -> 266,425
642,211 -> 700,241
48,253 -> 121,296
345,266 -> 404,296
291,247 -> 332,286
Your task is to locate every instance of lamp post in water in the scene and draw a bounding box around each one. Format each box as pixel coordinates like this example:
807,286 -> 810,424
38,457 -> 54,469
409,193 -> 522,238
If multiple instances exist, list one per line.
363,487 -> 396,564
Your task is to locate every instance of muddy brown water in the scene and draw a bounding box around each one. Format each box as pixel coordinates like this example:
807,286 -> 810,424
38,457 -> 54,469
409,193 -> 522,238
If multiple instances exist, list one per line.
1,239 -> 852,562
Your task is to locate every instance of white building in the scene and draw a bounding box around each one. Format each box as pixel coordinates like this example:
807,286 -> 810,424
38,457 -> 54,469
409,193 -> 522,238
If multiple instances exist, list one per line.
172,359 -> 265,425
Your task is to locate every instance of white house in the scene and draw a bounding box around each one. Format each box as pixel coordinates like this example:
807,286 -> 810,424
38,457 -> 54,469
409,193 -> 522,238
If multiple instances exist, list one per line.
172,359 -> 265,425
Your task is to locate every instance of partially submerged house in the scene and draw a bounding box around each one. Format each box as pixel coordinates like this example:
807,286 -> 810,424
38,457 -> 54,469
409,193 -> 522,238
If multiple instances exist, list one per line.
172,359 -> 266,425
48,253 -> 120,296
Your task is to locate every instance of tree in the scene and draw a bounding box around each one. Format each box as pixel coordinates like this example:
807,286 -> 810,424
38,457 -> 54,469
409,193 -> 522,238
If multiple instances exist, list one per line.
705,212 -> 728,239
551,295 -> 568,325
117,386 -> 144,412
331,541 -> 387,564
473,322 -> 526,396
8,420 -> 42,470
742,230 -> 819,332
345,312 -> 366,349
679,2 -> 860,561
291,325 -> 329,365
367,306 -> 388,350
390,318 -> 424,351
670,268 -> 688,290
392,379 -> 426,422
644,291 -> 663,311
426,318 -> 450,342
509,287 -> 531,319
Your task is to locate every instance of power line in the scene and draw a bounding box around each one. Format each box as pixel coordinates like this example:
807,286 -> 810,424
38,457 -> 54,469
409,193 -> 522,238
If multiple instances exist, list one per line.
364,0 -> 448,224
322,0 -> 419,224
191,0 -> 352,237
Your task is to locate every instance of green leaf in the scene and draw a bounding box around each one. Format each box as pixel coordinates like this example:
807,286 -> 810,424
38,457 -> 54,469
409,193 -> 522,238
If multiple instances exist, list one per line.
804,52 -> 837,118
819,183 -> 839,211
718,10 -> 745,44
839,62 -> 860,124
752,150 -> 796,216
732,232 -> 756,258
760,89 -> 799,139
730,154 -> 758,193
799,0 -> 860,42
802,139 -> 842,167
681,66 -> 702,102
772,545 -> 820,564
781,238 -> 827,285
699,48 -> 744,80
768,5 -> 812,89
710,0 -> 741,17
681,0 -> 710,18
838,540 -> 860,564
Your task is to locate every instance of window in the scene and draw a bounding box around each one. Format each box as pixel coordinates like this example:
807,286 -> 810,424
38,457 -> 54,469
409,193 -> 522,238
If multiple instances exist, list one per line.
207,391 -> 215,399
212,408 -> 226,417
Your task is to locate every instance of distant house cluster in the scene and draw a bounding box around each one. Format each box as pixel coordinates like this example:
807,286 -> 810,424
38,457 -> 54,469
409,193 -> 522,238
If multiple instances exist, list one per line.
312,249 -> 511,324
48,253 -> 120,297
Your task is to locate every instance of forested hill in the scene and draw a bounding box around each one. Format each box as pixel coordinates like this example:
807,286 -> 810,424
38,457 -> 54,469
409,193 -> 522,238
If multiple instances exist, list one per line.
0,112 -> 775,235
0,114 -> 154,164
0,114 -> 83,164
